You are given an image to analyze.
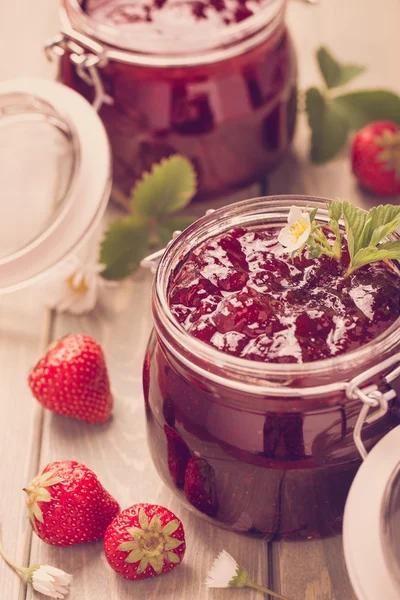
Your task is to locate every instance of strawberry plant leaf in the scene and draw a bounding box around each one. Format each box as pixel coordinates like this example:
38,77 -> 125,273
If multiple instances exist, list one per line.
306,87 -> 350,163
328,200 -> 342,222
317,46 -> 365,89
132,155 -> 197,218
156,216 -> 197,247
100,216 -> 149,280
350,240 -> 400,272
333,90 -> 400,130
342,201 -> 368,259
369,215 -> 400,247
361,205 -> 400,247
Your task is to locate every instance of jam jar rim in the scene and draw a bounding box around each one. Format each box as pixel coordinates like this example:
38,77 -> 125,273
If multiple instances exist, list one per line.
62,0 -> 287,67
152,195 -> 400,391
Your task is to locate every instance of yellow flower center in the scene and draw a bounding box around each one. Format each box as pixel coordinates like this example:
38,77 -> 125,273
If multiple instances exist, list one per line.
67,273 -> 88,294
289,219 -> 308,241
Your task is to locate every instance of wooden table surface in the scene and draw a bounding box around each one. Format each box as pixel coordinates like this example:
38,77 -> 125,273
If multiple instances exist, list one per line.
1,1 -> 399,599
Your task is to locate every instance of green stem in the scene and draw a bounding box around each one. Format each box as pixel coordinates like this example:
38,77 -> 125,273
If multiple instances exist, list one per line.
247,580 -> 292,600
314,230 -> 334,254
0,525 -> 28,576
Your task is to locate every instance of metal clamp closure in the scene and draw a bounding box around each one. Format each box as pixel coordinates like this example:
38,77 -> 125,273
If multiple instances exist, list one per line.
44,29 -> 114,112
347,353 -> 400,460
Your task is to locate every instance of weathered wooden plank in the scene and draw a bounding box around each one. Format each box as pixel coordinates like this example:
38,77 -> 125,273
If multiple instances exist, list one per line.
0,291 -> 49,600
27,270 -> 271,600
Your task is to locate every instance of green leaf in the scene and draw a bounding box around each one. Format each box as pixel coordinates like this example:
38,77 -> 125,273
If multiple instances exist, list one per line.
342,201 -> 367,259
126,548 -> 143,564
156,216 -> 197,247
350,240 -> 400,272
309,208 -> 318,223
329,219 -> 343,260
308,244 -> 323,258
149,556 -> 164,574
362,205 -> 400,247
161,520 -> 180,536
306,87 -> 350,163
139,509 -> 149,531
334,90 -> 400,130
132,155 -> 197,218
100,216 -> 149,280
166,552 -> 181,564
164,538 -> 184,551
117,541 -> 137,552
149,514 -> 161,533
328,200 -> 342,222
317,46 -> 365,89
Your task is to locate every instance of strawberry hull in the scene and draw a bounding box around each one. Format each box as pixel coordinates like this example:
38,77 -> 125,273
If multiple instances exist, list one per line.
104,504 -> 186,580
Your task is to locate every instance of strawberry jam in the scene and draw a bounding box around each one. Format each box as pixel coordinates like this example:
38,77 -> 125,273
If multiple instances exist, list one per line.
143,200 -> 400,539
168,226 -> 400,362
61,0 -> 297,198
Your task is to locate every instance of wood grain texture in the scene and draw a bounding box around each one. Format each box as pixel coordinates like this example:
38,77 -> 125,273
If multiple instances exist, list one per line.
0,291 -> 48,600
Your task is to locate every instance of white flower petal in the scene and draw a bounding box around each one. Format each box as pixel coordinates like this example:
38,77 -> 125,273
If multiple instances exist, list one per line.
278,225 -> 295,247
297,227 -> 312,249
287,205 -> 304,225
44,566 -> 73,584
279,208 -> 311,252
205,550 -> 238,588
31,565 -> 72,598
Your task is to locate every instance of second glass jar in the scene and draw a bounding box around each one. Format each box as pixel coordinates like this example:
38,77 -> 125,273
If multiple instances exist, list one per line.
55,0 -> 297,199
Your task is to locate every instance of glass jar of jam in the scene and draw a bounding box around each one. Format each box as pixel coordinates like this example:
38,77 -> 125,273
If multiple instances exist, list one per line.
47,0 -> 297,200
143,196 -> 400,540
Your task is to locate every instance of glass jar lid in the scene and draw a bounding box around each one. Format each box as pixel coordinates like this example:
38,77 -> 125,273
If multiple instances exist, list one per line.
343,425 -> 400,600
0,78 -> 110,292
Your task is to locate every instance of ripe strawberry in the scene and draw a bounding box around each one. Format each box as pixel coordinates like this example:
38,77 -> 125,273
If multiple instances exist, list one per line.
164,425 -> 191,488
24,461 -> 120,546
104,504 -> 185,580
28,334 -> 113,423
184,457 -> 219,517
351,121 -> 400,196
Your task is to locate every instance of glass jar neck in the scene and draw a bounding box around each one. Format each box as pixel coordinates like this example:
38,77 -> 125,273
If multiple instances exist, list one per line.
153,195 -> 400,395
62,0 -> 287,66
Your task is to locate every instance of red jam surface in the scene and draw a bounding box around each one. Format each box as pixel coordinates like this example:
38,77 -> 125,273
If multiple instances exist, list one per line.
84,0 -> 266,31
168,226 -> 400,362
63,4 -> 296,198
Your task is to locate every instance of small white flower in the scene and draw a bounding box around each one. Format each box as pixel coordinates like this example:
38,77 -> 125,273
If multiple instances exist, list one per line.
31,565 -> 72,599
205,550 -> 244,588
45,254 -> 108,315
278,206 -> 311,252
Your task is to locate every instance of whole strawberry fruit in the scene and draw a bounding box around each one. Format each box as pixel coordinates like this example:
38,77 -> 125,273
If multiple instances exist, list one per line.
184,456 -> 219,517
24,461 -> 120,546
351,121 -> 400,196
28,334 -> 113,423
104,504 -> 185,580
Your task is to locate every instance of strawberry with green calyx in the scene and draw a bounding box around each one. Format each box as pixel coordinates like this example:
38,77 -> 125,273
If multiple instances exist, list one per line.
104,504 -> 185,580
351,121 -> 400,196
28,334 -> 113,423
24,461 -> 120,546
